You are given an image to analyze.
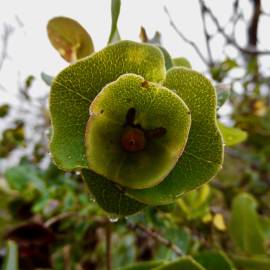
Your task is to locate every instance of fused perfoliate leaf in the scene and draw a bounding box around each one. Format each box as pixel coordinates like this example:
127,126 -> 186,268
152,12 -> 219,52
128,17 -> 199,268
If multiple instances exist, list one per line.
218,122 -> 247,146
47,17 -> 94,62
85,74 -> 191,189
49,41 -> 166,171
126,68 -> 223,205
82,170 -> 146,216
173,57 -> 192,68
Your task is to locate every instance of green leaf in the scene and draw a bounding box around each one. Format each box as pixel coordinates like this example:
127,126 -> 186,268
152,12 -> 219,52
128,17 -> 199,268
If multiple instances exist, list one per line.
49,40 -> 166,171
157,46 -> 173,70
218,121 -> 247,146
259,216 -> 270,239
4,164 -> 45,192
116,260 -> 165,270
108,0 -> 121,44
47,17 -> 94,62
41,72 -> 54,86
173,57 -> 192,68
154,256 -> 206,270
82,169 -> 146,216
216,84 -> 230,109
194,250 -> 236,270
229,193 -> 266,255
126,67 -> 223,205
85,74 -> 191,189
177,184 -> 210,220
231,255 -> 270,270
2,241 -> 18,270
0,104 -> 10,118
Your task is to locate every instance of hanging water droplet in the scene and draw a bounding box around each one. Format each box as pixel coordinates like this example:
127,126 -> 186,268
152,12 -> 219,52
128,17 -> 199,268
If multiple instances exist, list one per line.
108,214 -> 119,223
45,129 -> 50,135
88,193 -> 96,202
75,171 -> 80,175
89,197 -> 96,203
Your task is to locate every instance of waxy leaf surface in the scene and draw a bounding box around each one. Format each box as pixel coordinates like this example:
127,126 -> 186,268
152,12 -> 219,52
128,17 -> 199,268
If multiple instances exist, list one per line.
49,41 -> 166,170
82,169 -> 145,215
85,74 -> 191,189
126,68 -> 223,205
47,17 -> 94,62
154,256 -> 205,270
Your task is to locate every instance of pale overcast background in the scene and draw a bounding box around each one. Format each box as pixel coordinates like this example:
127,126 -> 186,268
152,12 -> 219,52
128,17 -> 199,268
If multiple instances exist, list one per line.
2,0 -> 270,103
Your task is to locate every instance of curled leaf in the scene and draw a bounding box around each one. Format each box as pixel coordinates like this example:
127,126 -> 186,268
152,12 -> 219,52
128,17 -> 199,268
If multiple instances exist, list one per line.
47,17 -> 94,62
218,121 -> 247,146
173,57 -> 192,68
108,0 -> 121,44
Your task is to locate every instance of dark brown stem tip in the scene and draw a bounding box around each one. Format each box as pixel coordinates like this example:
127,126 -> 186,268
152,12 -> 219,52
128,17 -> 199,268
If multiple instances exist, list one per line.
121,127 -> 145,152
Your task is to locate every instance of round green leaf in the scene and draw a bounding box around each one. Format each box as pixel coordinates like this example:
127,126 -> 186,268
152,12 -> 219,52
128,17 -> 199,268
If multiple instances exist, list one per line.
47,17 -> 94,62
0,104 -> 10,118
229,193 -> 266,255
194,250 -> 235,270
82,169 -> 146,216
116,260 -> 165,270
232,255 -> 270,270
49,41 -> 166,171
154,256 -> 206,270
218,121 -> 247,146
157,46 -> 173,70
126,67 -> 224,205
173,57 -> 192,68
85,74 -> 191,189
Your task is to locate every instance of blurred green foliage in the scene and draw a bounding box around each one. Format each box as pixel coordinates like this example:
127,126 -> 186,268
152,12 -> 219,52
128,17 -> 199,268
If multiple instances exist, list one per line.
1,0 -> 270,269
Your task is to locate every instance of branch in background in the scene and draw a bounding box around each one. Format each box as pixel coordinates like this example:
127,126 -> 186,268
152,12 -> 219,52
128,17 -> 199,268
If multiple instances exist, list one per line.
127,222 -> 184,257
105,220 -> 112,270
44,212 -> 76,228
231,0 -> 243,40
0,24 -> 14,72
248,0 -> 261,47
198,0 -> 214,67
164,6 -> 210,67
200,0 -> 270,55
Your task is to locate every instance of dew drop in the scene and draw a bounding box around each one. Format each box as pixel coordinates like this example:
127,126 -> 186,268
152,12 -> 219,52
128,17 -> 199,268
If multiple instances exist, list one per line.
75,171 -> 80,175
45,129 -> 50,135
88,193 -> 96,202
108,214 -> 119,223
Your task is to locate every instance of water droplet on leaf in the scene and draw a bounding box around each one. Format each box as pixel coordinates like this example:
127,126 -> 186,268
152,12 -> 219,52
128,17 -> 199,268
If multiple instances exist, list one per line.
108,214 -> 119,223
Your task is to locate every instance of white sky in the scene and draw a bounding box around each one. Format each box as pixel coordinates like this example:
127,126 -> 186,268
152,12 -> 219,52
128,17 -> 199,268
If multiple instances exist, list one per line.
0,0 -> 270,103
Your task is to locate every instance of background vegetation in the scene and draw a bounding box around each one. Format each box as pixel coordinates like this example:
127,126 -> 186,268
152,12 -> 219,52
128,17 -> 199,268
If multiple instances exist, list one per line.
0,0 -> 270,269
